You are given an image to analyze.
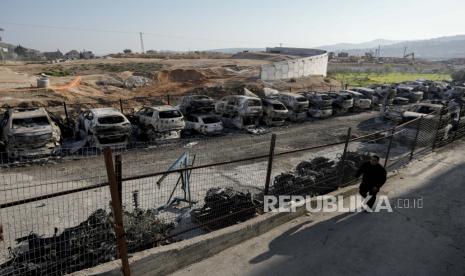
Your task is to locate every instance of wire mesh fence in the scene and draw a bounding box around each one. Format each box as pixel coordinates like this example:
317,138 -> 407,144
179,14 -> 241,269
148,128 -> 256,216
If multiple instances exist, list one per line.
0,102 -> 464,275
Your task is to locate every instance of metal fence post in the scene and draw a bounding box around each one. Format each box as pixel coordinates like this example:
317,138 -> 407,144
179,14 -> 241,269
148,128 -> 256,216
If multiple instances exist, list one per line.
167,94 -> 171,105
339,127 -> 352,185
63,101 -> 70,127
410,117 -> 422,161
264,133 -> 277,195
432,107 -> 445,150
103,148 -> 131,276
453,103 -> 463,142
115,154 -> 123,209
119,99 -> 124,114
384,127 -> 396,168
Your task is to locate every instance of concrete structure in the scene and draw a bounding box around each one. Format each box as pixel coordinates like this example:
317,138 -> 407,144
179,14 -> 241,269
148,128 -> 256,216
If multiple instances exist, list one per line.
260,47 -> 328,81
65,50 -> 80,60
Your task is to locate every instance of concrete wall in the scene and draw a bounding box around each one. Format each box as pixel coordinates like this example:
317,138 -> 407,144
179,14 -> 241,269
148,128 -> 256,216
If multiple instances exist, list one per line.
260,53 -> 328,81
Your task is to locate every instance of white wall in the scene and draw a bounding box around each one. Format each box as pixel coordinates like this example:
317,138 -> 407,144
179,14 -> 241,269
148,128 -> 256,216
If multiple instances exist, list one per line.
260,53 -> 328,81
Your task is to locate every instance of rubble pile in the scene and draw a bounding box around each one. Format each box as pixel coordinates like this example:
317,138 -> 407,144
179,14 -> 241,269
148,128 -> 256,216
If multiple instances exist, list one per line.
123,75 -> 151,89
271,152 -> 372,196
0,209 -> 174,276
191,187 -> 260,230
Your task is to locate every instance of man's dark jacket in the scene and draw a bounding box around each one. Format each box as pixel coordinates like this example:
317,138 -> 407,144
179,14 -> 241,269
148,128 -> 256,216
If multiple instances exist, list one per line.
355,162 -> 387,189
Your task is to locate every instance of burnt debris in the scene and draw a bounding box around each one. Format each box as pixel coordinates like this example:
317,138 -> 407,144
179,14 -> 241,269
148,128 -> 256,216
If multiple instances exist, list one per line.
271,152 -> 371,196
191,187 -> 260,231
0,208 -> 174,276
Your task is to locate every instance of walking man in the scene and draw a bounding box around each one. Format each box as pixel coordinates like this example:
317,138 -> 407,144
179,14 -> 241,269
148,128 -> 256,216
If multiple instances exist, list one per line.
355,155 -> 387,210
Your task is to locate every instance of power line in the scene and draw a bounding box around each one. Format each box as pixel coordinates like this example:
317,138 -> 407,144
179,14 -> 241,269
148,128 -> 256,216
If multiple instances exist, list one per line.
0,21 -> 300,47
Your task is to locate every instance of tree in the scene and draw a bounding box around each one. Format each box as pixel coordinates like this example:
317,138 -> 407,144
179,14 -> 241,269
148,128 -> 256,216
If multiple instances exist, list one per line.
452,69 -> 465,83
14,45 -> 27,56
123,49 -> 132,54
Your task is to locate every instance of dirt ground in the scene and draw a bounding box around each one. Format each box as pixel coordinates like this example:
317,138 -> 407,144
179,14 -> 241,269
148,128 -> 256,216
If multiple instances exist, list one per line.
0,111 -> 392,262
0,55 -> 341,108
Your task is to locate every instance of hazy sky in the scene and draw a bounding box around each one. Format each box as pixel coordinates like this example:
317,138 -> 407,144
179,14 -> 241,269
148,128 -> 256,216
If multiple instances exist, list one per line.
1,0 -> 464,54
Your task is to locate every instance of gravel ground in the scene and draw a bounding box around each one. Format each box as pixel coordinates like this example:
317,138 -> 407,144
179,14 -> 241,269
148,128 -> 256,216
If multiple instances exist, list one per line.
0,111 -> 391,262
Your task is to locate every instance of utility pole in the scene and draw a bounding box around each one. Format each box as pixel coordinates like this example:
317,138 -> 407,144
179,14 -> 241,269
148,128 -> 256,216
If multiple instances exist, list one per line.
0,28 -> 4,63
139,32 -> 145,54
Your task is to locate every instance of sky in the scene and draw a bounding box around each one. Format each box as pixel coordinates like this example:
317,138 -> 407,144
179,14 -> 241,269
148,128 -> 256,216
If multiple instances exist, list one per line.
1,0 -> 464,54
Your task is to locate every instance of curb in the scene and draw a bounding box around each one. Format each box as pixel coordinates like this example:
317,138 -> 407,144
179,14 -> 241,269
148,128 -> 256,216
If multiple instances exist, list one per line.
74,184 -> 360,276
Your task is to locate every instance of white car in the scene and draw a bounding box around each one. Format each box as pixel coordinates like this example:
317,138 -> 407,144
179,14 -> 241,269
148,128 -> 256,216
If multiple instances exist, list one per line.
185,114 -> 223,135
134,105 -> 185,139
76,108 -> 131,148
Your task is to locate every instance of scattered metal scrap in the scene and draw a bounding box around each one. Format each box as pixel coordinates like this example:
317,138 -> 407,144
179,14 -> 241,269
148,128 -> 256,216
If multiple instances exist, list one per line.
191,187 -> 260,231
0,208 -> 174,276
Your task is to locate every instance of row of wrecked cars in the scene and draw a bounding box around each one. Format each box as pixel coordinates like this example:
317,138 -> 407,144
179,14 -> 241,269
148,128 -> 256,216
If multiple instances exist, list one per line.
1,79 -> 463,159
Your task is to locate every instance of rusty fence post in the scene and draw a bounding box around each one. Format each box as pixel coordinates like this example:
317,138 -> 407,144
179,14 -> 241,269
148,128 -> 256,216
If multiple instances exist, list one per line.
167,94 -> 171,105
115,154 -> 123,209
103,148 -> 131,276
409,117 -> 422,161
119,99 -> 124,114
453,103 -> 463,142
432,107 -> 445,150
264,133 -> 277,195
338,127 -> 352,186
384,127 -> 396,168
63,101 -> 70,127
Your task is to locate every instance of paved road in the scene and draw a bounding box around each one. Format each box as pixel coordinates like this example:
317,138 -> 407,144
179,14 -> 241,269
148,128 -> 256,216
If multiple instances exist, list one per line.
171,140 -> 465,276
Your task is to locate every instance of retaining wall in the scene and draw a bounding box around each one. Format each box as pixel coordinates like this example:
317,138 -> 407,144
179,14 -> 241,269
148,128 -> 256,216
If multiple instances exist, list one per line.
260,47 -> 328,81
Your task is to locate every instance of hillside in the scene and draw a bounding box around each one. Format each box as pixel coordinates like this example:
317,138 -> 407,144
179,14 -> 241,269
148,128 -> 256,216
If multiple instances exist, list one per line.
325,35 -> 465,59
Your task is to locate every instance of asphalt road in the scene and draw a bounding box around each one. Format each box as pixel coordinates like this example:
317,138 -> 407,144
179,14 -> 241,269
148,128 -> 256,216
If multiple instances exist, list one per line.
171,140 -> 465,276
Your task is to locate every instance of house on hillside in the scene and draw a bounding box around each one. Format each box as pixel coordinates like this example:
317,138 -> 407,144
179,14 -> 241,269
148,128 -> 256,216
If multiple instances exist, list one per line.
43,50 -> 64,60
65,50 -> 80,60
80,50 -> 95,59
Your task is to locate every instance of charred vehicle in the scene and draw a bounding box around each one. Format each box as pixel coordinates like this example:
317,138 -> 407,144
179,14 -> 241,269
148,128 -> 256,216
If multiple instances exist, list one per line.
185,114 -> 223,135
276,92 -> 308,122
0,108 -> 61,158
299,92 -> 333,119
261,98 -> 288,126
343,90 -> 372,111
177,95 -> 215,114
396,85 -> 424,103
215,95 -> 262,129
134,105 -> 185,140
352,87 -> 379,106
399,103 -> 451,145
76,108 -> 131,148
328,92 -> 354,114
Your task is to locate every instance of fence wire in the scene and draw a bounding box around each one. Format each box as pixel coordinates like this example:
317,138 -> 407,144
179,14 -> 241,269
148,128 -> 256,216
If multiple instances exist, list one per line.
0,102 -> 464,275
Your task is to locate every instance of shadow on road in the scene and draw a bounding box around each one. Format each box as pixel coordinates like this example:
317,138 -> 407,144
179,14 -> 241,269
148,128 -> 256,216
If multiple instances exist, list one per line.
247,161 -> 465,276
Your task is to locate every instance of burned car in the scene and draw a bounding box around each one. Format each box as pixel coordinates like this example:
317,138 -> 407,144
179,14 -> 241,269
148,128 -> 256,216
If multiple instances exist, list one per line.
328,92 -> 354,114
396,85 -> 424,103
351,87 -> 379,106
134,105 -> 185,140
261,98 -> 288,126
76,108 -> 131,148
177,95 -> 215,114
276,92 -> 308,122
299,92 -> 333,119
343,90 -> 372,111
185,114 -> 223,135
215,95 -> 262,129
0,108 -> 61,158
399,103 -> 451,145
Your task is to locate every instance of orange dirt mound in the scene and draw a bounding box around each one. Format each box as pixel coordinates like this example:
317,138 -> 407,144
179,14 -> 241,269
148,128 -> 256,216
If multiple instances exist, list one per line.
155,69 -> 207,84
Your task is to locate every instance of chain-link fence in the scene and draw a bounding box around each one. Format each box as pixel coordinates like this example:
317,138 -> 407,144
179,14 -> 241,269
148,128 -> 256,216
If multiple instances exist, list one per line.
0,101 -> 463,275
